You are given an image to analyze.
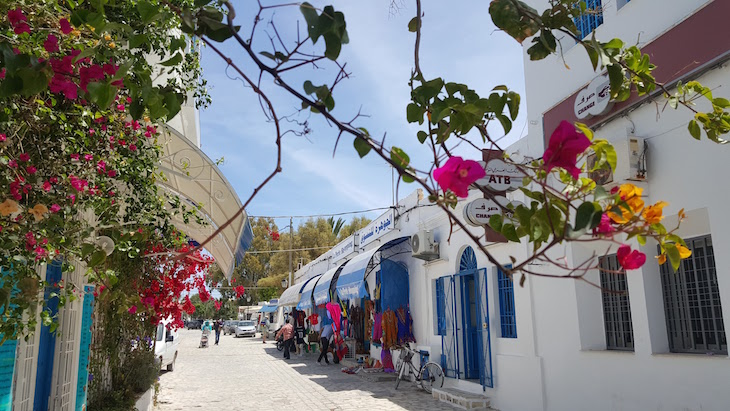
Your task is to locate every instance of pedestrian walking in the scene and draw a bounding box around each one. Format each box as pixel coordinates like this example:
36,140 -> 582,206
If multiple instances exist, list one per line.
213,319 -> 222,345
260,317 -> 268,343
317,323 -> 333,365
275,318 -> 295,359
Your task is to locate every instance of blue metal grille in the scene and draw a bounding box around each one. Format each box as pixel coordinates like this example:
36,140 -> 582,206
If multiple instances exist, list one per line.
573,0 -> 604,40
497,265 -> 517,338
460,246 -> 477,272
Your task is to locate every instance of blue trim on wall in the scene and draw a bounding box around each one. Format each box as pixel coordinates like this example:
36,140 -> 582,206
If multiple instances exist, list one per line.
34,260 -> 62,411
497,264 -> 517,338
75,285 -> 95,411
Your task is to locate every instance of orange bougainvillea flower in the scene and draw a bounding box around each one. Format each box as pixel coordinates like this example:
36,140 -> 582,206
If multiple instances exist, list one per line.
642,201 -> 668,224
0,199 -> 20,216
677,244 -> 692,259
607,183 -> 645,224
29,204 -> 49,222
657,253 -> 667,265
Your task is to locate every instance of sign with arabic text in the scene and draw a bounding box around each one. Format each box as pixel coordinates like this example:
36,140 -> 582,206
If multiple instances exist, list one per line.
574,75 -> 612,119
358,209 -> 394,248
475,159 -> 523,192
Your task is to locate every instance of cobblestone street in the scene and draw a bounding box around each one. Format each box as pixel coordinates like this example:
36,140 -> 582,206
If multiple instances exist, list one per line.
155,329 -> 455,411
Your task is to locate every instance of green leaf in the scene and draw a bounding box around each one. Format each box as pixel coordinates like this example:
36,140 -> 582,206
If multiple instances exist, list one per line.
712,97 -> 730,108
160,52 -> 183,67
496,114 -> 512,134
353,137 -> 371,158
137,1 -> 161,23
406,103 -> 425,124
417,131 -> 428,144
507,92 -> 520,120
501,224 -> 520,242
665,243 -> 681,272
129,33 -> 148,49
300,2 -> 321,43
87,81 -> 116,109
574,201 -> 602,231
390,147 -> 410,169
489,214 -> 503,232
323,32 -> 342,60
688,120 -> 701,140
81,243 -> 96,258
408,16 -> 420,32
163,92 -> 182,120
0,75 -> 23,97
489,0 -> 540,44
72,47 -> 97,64
18,68 -> 50,97
89,250 -> 107,268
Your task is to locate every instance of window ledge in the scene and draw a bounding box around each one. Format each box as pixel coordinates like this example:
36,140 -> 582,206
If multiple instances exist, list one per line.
579,349 -> 635,355
651,352 -> 728,360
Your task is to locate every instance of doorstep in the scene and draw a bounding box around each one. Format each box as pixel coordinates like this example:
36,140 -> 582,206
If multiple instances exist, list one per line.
431,387 -> 492,410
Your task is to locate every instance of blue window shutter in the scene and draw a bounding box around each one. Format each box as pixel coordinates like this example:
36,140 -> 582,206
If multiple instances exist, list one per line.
573,0 -> 604,40
498,265 -> 517,338
436,278 -> 446,336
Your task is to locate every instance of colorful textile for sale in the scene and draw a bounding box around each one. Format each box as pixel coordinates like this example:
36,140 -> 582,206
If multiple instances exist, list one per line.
365,300 -> 374,342
396,307 -> 416,344
350,305 -> 365,342
381,349 -> 395,373
326,302 -> 342,333
382,309 -> 398,349
372,312 -> 383,343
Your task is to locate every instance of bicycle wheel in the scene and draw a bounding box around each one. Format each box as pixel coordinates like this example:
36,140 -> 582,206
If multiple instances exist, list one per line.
420,362 -> 444,393
394,361 -> 405,390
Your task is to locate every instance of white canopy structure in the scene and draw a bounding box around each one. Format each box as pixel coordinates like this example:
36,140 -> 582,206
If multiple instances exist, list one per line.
157,125 -> 253,279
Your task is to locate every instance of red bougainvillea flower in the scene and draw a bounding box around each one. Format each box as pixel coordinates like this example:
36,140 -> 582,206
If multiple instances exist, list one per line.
26,165 -> 36,174
183,296 -> 195,315
59,18 -> 73,34
592,213 -> 614,236
235,285 -> 245,298
617,244 -> 646,270
18,153 -> 29,162
7,8 -> 26,26
48,74 -> 77,100
542,121 -> 591,179
8,160 -> 17,168
214,300 -> 222,311
14,22 -> 30,35
271,231 -> 280,241
433,156 -> 486,198
128,305 -> 138,314
198,287 -> 211,303
44,34 -> 59,53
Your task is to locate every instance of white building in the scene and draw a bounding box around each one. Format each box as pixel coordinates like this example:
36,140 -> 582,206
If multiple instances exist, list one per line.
285,1 -> 730,409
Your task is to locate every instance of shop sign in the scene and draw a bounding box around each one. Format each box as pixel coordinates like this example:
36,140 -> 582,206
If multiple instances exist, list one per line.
464,197 -> 524,227
475,158 -> 523,192
574,75 -> 612,119
332,235 -> 355,260
358,209 -> 394,247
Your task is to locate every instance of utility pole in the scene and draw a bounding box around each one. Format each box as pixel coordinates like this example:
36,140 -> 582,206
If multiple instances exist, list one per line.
288,216 -> 293,288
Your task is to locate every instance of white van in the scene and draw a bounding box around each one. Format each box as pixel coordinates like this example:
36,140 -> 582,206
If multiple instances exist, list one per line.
155,319 -> 180,371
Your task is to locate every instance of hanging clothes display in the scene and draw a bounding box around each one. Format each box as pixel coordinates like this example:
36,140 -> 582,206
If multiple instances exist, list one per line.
372,312 -> 383,343
350,305 -> 364,342
382,309 -> 398,349
396,306 -> 416,344
365,300 -> 374,342
308,313 -> 320,332
381,348 -> 395,373
326,303 -> 342,333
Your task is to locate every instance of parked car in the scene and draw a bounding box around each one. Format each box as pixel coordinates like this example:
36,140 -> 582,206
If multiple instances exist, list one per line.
155,319 -> 179,371
186,319 -> 202,330
224,320 -> 238,335
234,320 -> 257,338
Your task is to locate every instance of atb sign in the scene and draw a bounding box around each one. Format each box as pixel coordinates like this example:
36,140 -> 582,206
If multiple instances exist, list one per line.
475,159 -> 523,192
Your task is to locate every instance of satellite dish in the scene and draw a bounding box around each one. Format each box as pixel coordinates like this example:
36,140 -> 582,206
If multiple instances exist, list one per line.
95,236 -> 116,256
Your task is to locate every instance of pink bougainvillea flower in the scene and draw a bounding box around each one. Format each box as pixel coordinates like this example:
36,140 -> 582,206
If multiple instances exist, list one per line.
128,305 -> 138,314
89,128 -> 95,136
48,74 -> 77,100
26,165 -> 37,174
44,34 -> 59,53
102,61 -> 119,76
7,8 -> 26,26
142,296 -> 155,306
59,18 -> 73,35
8,160 -> 17,168
0,68 -> 5,79
107,170 -> 117,178
542,120 -> 591,180
70,153 -> 80,161
14,22 -> 31,35
433,156 -> 486,198
18,153 -> 30,162
42,181 -> 52,192
34,246 -> 47,261
116,104 -> 125,111
50,203 -> 61,213
0,133 -> 6,142
592,213 -> 614,236
84,154 -> 93,161
68,194 -> 76,204
214,300 -> 222,311
69,175 -> 88,192
129,144 -> 137,152
96,160 -> 106,173
79,65 -> 104,92
617,244 -> 646,270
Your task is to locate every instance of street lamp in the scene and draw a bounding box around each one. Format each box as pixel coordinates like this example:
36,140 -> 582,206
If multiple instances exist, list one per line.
277,217 -> 294,289
281,278 -> 288,288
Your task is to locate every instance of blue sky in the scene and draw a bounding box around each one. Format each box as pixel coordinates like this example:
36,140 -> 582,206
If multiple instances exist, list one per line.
198,0 -> 527,229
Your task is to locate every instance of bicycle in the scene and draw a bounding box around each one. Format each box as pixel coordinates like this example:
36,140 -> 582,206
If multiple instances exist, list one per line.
393,346 -> 444,393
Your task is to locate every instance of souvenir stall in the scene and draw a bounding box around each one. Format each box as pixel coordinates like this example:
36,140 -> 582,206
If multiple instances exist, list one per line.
335,238 -> 415,370
296,274 -> 322,353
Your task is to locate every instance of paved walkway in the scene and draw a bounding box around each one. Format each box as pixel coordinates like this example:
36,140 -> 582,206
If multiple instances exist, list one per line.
155,329 -> 455,411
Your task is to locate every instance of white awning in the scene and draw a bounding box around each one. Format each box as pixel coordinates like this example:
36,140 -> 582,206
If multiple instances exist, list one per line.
278,275 -> 321,307
157,125 -> 253,279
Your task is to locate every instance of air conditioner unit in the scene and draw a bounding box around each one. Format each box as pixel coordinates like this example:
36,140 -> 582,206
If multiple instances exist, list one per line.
411,230 -> 440,261
588,135 -> 646,185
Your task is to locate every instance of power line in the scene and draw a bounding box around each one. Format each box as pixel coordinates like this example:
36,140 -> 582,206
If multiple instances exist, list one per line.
244,245 -> 335,254
248,206 -> 394,220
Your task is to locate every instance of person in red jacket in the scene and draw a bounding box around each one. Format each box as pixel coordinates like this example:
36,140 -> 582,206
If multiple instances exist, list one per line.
276,319 -> 295,359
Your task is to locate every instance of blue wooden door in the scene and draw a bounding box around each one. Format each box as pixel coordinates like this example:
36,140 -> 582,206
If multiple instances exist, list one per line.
438,276 -> 459,378
34,261 -> 62,411
459,272 -> 480,380
475,268 -> 493,388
